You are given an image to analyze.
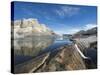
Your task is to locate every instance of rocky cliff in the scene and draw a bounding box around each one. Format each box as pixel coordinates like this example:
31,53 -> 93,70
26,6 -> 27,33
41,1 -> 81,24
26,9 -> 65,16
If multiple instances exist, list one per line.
12,18 -> 55,39
72,27 -> 97,69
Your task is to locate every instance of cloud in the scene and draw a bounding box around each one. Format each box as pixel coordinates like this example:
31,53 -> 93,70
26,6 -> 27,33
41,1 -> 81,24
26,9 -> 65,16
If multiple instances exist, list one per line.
55,6 -> 80,17
83,24 -> 97,30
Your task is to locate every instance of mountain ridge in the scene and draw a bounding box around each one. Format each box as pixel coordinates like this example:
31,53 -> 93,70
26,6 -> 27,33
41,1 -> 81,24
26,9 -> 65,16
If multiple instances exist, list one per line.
12,18 -> 56,39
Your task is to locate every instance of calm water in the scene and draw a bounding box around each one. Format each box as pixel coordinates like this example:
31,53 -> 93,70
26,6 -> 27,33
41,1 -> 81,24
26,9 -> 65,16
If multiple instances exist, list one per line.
13,36 -> 72,65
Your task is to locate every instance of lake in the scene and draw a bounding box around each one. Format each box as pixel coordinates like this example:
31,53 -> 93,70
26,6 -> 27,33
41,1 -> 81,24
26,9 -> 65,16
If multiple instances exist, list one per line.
13,36 -> 72,65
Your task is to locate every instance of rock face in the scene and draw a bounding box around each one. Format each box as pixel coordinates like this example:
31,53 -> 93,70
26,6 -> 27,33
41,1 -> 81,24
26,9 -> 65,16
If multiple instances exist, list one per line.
36,45 -> 86,72
72,27 -> 97,69
12,18 -> 55,39
74,35 -> 97,51
74,36 -> 97,69
14,44 -> 86,73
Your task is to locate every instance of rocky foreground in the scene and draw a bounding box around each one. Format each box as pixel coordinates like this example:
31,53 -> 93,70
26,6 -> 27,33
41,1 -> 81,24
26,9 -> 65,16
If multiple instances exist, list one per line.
14,44 -> 85,73
74,35 -> 97,69
14,38 -> 97,73
13,27 -> 97,74
12,21 -> 97,74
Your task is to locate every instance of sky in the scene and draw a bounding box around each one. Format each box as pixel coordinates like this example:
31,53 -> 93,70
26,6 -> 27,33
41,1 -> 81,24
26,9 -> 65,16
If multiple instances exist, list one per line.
12,1 -> 97,34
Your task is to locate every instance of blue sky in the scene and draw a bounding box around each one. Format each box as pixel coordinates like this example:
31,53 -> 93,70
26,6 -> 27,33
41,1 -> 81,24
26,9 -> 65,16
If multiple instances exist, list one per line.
12,1 -> 97,34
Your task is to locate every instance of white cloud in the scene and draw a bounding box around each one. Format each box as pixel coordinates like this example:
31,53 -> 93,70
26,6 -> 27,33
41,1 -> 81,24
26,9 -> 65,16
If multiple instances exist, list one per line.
83,24 -> 97,30
55,6 -> 80,17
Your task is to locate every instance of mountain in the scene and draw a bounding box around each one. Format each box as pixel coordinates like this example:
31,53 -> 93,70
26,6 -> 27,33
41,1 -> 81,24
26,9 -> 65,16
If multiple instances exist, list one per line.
72,27 -> 97,38
12,18 -> 56,39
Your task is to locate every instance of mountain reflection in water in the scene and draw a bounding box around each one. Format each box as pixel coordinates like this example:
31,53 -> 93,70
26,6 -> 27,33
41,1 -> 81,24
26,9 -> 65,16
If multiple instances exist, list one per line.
14,36 -> 55,65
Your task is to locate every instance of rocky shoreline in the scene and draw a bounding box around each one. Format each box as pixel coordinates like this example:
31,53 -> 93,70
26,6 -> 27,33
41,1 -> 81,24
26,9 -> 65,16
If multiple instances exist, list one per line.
14,37 -> 97,74
13,26 -> 97,74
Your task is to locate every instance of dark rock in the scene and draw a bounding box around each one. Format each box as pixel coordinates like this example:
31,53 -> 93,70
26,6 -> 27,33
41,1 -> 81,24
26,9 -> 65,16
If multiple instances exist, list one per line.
35,45 -> 86,72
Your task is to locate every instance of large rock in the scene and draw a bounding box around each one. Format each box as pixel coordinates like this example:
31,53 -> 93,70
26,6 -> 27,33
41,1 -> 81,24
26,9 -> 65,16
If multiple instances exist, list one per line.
74,36 -> 97,69
35,45 -> 86,72
12,18 -> 55,39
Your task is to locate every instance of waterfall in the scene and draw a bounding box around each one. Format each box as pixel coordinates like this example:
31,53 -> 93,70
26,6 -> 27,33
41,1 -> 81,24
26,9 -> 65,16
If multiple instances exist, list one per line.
74,44 -> 89,59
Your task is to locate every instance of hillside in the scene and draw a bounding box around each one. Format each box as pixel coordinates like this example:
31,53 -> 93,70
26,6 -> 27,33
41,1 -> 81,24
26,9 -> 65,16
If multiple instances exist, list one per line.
12,18 -> 55,39
72,27 -> 97,38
